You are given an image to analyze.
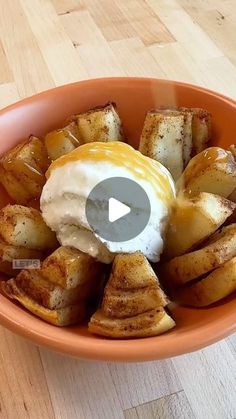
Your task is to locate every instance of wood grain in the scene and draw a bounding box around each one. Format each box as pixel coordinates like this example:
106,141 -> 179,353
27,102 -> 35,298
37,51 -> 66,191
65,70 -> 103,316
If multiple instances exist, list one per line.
107,360 -> 181,410
40,349 -> 124,419
0,0 -> 54,97
0,1 -> 236,418
0,329 -> 55,419
124,391 -> 195,419
173,341 -> 236,419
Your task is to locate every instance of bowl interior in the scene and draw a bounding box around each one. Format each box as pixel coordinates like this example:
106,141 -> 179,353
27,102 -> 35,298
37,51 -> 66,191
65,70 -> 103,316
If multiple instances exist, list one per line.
0,78 -> 235,361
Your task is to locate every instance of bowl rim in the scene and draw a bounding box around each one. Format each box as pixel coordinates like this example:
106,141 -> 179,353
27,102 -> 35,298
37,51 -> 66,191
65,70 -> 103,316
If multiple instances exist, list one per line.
1,77 -> 236,117
0,77 -> 236,362
0,293 -> 235,362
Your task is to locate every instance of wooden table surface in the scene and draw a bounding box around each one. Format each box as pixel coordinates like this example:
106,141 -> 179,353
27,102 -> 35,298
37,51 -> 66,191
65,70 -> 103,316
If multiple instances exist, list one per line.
0,1 -> 236,418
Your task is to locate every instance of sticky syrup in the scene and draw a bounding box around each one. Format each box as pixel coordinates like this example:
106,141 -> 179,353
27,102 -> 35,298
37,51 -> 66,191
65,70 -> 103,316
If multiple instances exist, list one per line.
46,142 -> 175,204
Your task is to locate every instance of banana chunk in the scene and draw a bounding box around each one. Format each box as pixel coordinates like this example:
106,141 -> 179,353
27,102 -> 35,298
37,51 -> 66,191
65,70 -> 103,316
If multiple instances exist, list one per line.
41,246 -> 103,289
191,108 -> 211,154
14,269 -> 96,310
139,107 -> 211,182
75,103 -> 124,144
176,256 -> 236,307
0,205 -> 58,250
102,252 -> 168,318
45,121 -> 80,160
162,224 -> 236,285
89,308 -> 175,338
89,252 -> 175,338
0,136 -> 49,204
0,242 -> 42,276
164,193 -> 235,259
1,279 -> 87,326
139,110 -> 185,181
177,147 -> 236,198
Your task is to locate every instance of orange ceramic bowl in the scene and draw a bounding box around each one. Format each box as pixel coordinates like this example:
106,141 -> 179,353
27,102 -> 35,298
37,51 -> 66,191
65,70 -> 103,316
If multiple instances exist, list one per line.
0,78 -> 235,362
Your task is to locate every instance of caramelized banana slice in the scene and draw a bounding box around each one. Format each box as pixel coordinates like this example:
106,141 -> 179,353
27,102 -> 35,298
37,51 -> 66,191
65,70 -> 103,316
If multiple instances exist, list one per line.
139,110 -> 185,181
14,269 -> 96,310
0,205 -> 58,250
103,286 -> 167,319
45,121 -> 80,160
75,103 -> 124,144
179,107 -> 211,155
139,107 -> 211,182
41,246 -> 104,289
89,308 -> 175,338
0,242 -> 42,276
162,224 -> 236,286
176,256 -> 236,307
191,108 -> 211,154
102,252 -> 168,318
177,147 -> 236,198
0,136 -> 49,204
108,252 -> 162,289
164,193 -> 235,259
0,166 -> 32,204
181,109 -> 193,167
1,279 -> 87,326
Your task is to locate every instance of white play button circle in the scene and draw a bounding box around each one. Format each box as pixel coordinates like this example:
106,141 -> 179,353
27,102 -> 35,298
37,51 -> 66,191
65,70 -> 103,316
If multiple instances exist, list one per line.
108,198 -> 131,223
86,177 -> 151,242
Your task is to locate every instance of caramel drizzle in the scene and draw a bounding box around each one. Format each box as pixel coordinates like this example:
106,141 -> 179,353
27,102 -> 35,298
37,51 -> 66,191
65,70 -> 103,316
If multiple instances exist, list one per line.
45,129 -> 80,150
46,142 -> 175,204
182,147 -> 231,187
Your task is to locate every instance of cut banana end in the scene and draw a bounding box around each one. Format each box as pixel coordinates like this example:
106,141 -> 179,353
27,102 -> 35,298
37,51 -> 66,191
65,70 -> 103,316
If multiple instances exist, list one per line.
1,280 -> 87,326
45,121 -> 80,161
162,223 -> 236,286
139,107 -> 211,182
76,103 -> 124,144
191,108 -> 211,155
0,204 -> 58,250
182,109 -> 193,167
88,308 -> 175,338
139,110 -> 185,181
177,147 -> 236,198
0,136 -> 49,204
41,246 -> 104,289
175,256 -> 236,307
164,192 -> 235,260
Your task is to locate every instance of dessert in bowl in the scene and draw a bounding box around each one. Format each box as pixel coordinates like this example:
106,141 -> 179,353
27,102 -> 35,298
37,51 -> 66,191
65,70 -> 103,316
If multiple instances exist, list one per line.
0,78 -> 235,361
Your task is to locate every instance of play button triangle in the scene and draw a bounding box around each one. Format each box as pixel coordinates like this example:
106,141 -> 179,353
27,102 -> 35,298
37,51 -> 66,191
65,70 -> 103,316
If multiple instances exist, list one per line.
108,197 -> 131,223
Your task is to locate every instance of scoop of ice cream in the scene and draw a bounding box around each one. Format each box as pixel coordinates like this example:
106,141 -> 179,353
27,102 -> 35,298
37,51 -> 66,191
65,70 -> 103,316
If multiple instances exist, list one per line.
40,142 -> 175,263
